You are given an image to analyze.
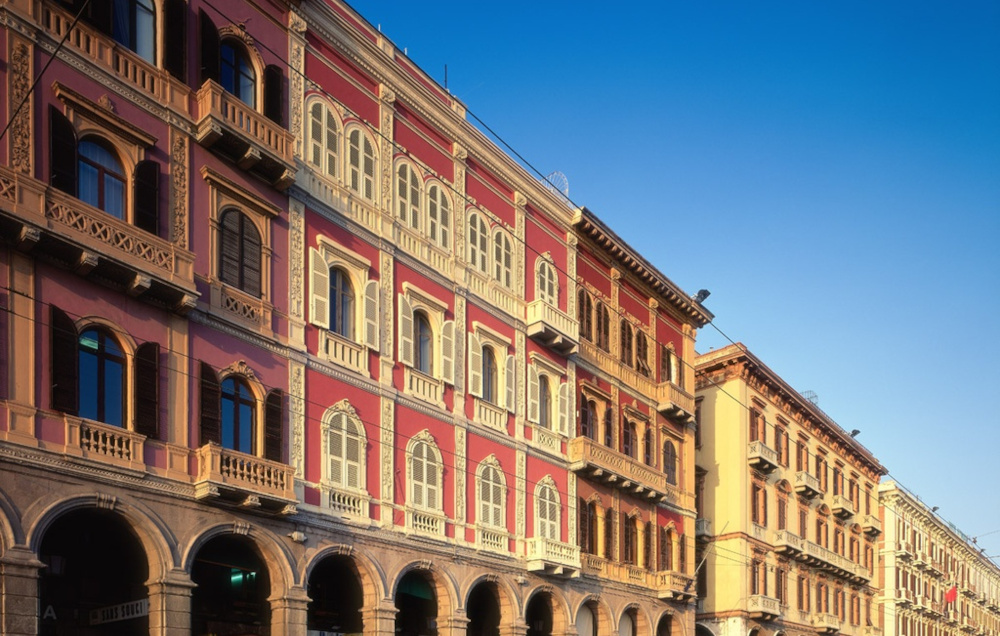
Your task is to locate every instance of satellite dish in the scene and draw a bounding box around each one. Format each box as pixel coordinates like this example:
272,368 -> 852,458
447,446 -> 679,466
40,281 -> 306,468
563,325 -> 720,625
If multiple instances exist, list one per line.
544,171 -> 570,201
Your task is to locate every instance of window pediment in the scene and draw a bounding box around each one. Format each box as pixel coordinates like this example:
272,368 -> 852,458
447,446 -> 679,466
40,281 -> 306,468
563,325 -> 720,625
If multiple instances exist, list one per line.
53,82 -> 157,148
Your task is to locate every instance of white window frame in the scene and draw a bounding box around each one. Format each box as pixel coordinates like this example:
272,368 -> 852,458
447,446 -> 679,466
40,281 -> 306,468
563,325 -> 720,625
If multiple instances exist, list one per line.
306,97 -> 340,179
468,322 -> 515,414
536,256 -> 558,305
395,158 -> 422,230
528,352 -> 569,435
492,228 -> 513,289
467,209 -> 489,275
405,430 -> 445,535
426,181 -> 452,250
476,455 -> 507,529
345,124 -> 377,202
535,476 -> 561,541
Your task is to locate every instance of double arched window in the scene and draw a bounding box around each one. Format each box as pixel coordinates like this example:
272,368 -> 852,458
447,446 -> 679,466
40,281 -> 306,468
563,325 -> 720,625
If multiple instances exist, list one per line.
220,376 -> 255,454
396,161 -> 422,229
477,459 -> 506,529
347,127 -> 377,201
492,229 -> 513,288
199,362 -> 283,461
620,321 -> 634,367
426,183 -> 451,249
77,327 -> 126,428
220,40 -> 256,107
309,101 -> 339,178
578,289 -> 594,340
323,404 -> 366,491
536,259 -> 558,305
78,140 -> 126,219
408,436 -> 442,512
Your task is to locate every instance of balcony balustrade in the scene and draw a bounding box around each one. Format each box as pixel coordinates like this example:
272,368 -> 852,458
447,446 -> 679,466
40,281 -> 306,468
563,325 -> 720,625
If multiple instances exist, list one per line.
0,166 -> 197,313
64,418 -> 146,471
748,440 -> 779,473
325,487 -> 367,518
525,537 -> 581,577
859,513 -> 882,536
569,436 -> 681,504
405,368 -> 443,408
927,559 -> 945,578
657,571 -> 696,602
655,381 -> 696,423
831,494 -> 855,519
795,471 -> 822,499
194,443 -> 296,513
526,300 -> 579,355
913,551 -> 929,569
813,613 -> 841,633
477,526 -> 509,555
323,331 -> 369,375
896,541 -> 914,559
408,509 -> 445,536
748,594 -> 781,620
475,399 -> 508,432
195,80 -> 295,189
773,529 -> 805,556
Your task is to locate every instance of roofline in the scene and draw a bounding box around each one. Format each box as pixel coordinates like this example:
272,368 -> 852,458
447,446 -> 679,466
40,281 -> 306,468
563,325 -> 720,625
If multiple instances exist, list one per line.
573,207 -> 714,328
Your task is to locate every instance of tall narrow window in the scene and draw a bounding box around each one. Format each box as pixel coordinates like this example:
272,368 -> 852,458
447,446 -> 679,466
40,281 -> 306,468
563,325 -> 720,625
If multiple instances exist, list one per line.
660,528 -> 674,571
346,127 -> 375,201
623,516 -> 637,565
482,347 -> 498,405
395,162 -> 421,229
537,260 -> 557,305
112,0 -> 155,63
78,139 -> 126,219
579,398 -> 596,439
218,209 -> 262,297
325,410 -> 364,490
478,462 -> 505,529
635,331 -> 650,377
536,481 -> 559,540
538,376 -> 552,430
309,101 -> 338,178
623,419 -> 637,458
413,312 -> 433,375
604,509 -> 615,560
78,328 -> 125,427
578,289 -> 593,341
595,302 -> 610,350
468,212 -> 489,274
643,428 -> 653,466
492,230 -> 513,288
220,40 -> 255,107
620,320 -> 633,367
579,499 -> 598,554
329,268 -> 354,339
409,439 -> 440,512
604,408 -> 614,448
220,377 -> 255,454
663,441 -> 678,485
427,183 -> 451,248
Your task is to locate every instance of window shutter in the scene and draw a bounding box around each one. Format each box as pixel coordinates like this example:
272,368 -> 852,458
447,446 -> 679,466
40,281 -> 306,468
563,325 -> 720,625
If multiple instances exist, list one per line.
479,477 -> 490,525
327,426 -> 343,486
133,342 -> 159,439
441,320 -> 454,384
493,481 -> 504,527
87,0 -> 112,35
411,449 -> 424,508
49,107 -> 77,195
133,160 -> 160,236
218,211 -> 241,288
345,424 -> 361,489
364,280 -> 380,350
264,389 -> 283,462
528,365 -> 540,424
164,0 -> 187,81
242,218 -> 262,298
50,306 -> 79,415
426,460 -> 438,510
309,248 -> 330,329
264,65 -> 283,125
558,381 -> 569,435
199,10 -> 220,84
199,362 -> 221,445
467,333 -> 482,397
398,294 -> 414,367
505,354 -> 515,413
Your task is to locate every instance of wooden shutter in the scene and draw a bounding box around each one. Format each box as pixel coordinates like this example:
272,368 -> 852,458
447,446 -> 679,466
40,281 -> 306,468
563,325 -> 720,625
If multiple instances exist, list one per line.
133,160 -> 160,236
163,0 -> 187,81
441,320 -> 454,384
411,445 -> 424,507
479,474 -> 490,525
527,365 -> 540,424
426,452 -> 439,510
578,498 -> 589,551
264,64 -> 283,125
558,381 -> 569,434
50,306 -> 78,415
199,362 -> 221,445
492,475 -> 504,527
49,107 -> 77,195
397,294 -> 414,367
199,10 -> 220,84
505,354 -> 515,413
467,333 -> 482,397
344,420 -> 361,489
364,280 -> 380,350
605,510 -> 615,560
264,389 -> 283,462
133,342 -> 159,438
327,421 -> 343,485
241,217 -> 262,298
309,248 -> 330,328
218,211 -> 241,288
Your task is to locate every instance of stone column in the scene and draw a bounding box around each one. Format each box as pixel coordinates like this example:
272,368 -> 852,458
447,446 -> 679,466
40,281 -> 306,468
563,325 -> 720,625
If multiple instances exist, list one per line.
270,585 -> 311,636
499,620 -> 529,636
146,568 -> 195,636
361,603 -> 398,636
1,546 -> 44,636
438,612 -> 469,636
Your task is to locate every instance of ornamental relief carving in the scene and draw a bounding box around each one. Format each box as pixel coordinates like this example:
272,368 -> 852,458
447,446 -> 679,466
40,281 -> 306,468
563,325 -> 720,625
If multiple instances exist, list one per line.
380,111 -> 393,213
515,450 -> 526,537
169,129 -> 188,248
289,33 -> 305,161
380,395 -> 394,508
380,251 -> 394,360
289,199 -> 305,321
455,426 -> 466,523
9,38 -> 32,174
290,362 -> 305,478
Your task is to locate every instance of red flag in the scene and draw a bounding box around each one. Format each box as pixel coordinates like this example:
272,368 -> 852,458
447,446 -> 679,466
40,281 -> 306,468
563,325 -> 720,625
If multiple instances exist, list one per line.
945,585 -> 958,604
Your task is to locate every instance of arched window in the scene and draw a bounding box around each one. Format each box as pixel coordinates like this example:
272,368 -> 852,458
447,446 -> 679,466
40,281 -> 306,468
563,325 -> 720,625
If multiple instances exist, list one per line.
537,259 -> 557,305
409,438 -> 441,511
623,419 -> 637,458
467,212 -> 489,274
426,183 -> 451,248
220,40 -> 255,107
346,127 -> 376,201
325,409 -> 364,490
329,268 -> 354,339
579,398 -> 596,440
414,311 -> 433,375
492,230 -> 513,288
604,407 -> 614,448
78,327 -> 126,427
578,289 -> 593,341
536,479 -> 560,540
538,376 -> 552,430
660,527 -> 674,571
636,331 -> 650,377
308,101 -> 339,178
644,428 -> 653,466
218,209 -> 262,297
78,139 -> 126,219
112,0 -> 155,63
395,161 -> 421,229
482,347 -> 499,405
220,376 -> 255,454
578,498 -> 598,554
620,320 -> 634,367
478,461 -> 506,529
596,302 -> 610,351
664,441 -> 678,485
623,516 -> 639,565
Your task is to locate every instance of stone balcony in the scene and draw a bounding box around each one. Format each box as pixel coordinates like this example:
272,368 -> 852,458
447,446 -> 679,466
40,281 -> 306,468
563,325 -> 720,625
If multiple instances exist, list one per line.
526,300 -> 579,355
748,594 -> 781,620
859,513 -> 881,536
913,551 -> 929,569
657,571 -> 696,602
747,440 -> 779,473
927,559 -> 945,579
0,166 -> 197,313
568,436 -> 682,504
895,541 -> 914,560
813,613 -> 841,634
656,381 -> 696,423
773,529 -> 805,557
525,537 -> 581,578
831,495 -> 855,519
64,418 -> 146,472
794,470 -> 822,499
195,80 -> 295,190
194,443 -> 297,514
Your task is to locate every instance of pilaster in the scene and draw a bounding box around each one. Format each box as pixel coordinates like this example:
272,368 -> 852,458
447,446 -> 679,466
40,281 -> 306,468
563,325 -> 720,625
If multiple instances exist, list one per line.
439,612 -> 470,636
269,586 -> 310,636
361,604 -> 398,636
3,251 -> 36,444
146,568 -> 195,636
1,546 -> 44,636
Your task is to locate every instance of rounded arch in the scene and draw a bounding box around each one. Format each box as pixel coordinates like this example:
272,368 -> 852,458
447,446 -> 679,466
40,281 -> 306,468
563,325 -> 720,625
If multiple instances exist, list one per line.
390,560 -> 458,622
463,573 -> 518,636
573,594 -> 614,636
424,178 -> 453,249
653,609 -> 675,636
74,315 -> 137,356
467,208 -> 490,273
523,585 -> 570,636
217,25 -> 266,106
344,122 -> 379,201
181,520 -> 297,593
617,602 -> 652,636
302,543 -> 386,608
696,623 -> 717,636
0,487 -> 23,551
76,129 -> 138,177
775,479 -> 792,494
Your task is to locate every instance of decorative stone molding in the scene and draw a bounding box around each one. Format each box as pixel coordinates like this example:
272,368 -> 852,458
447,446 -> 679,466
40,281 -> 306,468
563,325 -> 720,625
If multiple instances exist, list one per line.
8,36 -> 32,174
380,394 -> 394,524
169,128 -> 188,248
290,361 -> 305,478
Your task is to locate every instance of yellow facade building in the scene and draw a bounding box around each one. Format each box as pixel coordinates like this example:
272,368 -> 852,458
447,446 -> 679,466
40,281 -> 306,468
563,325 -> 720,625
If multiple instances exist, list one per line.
879,481 -> 1000,636
694,344 -> 885,636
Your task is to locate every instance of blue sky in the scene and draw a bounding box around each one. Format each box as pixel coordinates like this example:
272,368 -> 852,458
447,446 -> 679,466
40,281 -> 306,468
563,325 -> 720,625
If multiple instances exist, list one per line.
346,1 -> 1000,560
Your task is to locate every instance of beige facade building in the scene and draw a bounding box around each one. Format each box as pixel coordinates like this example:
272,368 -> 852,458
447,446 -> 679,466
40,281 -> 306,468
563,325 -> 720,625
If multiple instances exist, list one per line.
879,481 -> 1000,636
694,344 -> 885,636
